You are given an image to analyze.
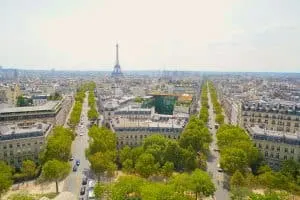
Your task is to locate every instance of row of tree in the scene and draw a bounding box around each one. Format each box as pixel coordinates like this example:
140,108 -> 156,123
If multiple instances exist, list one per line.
86,126 -> 117,181
199,82 -> 209,124
230,161 -> 300,198
118,116 -> 212,178
208,81 -> 224,125
87,82 -> 99,121
39,126 -> 74,194
216,125 -> 261,174
94,170 -> 215,200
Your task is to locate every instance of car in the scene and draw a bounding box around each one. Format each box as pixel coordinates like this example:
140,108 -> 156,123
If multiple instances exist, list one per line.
73,165 -> 78,172
217,163 -> 223,172
213,148 -> 220,152
80,187 -> 86,195
79,133 -> 83,136
69,156 -> 74,161
82,177 -> 88,185
76,159 -> 80,166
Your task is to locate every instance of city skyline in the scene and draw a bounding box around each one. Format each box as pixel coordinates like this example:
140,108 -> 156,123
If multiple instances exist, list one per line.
1,0 -> 300,72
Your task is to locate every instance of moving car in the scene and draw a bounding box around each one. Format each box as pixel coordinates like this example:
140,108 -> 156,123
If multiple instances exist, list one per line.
73,165 -> 78,172
76,159 -> 80,166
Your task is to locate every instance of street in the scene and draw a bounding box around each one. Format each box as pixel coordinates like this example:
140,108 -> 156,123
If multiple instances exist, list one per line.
206,85 -> 229,200
63,92 -> 91,198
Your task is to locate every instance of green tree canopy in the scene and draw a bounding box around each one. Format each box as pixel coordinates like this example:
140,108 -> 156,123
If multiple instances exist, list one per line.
135,153 -> 159,178
41,159 -> 70,194
0,161 -> 13,196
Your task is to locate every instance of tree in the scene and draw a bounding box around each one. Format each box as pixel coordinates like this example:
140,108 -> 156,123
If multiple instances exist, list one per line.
230,187 -> 251,200
179,126 -> 212,154
8,193 -> 34,200
41,159 -> 70,194
22,160 -> 36,179
190,169 -> 216,198
0,161 -> 13,197
87,126 -> 116,155
94,183 -> 106,200
109,175 -> 145,200
220,148 -> 248,174
280,159 -> 300,181
249,191 -> 289,200
170,173 -> 192,194
215,114 -> 224,125
88,107 -> 99,121
230,170 -> 246,188
89,151 -> 116,181
135,153 -> 159,178
161,161 -> 174,178
141,182 -> 192,200
122,159 -> 134,173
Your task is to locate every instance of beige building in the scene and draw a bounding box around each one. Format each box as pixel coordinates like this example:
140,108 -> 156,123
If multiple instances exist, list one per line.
111,105 -> 187,148
0,97 -> 73,126
241,100 -> 300,133
0,122 -> 52,167
247,125 -> 300,169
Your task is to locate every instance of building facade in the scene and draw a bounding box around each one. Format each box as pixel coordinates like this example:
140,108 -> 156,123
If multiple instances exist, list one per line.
0,122 -> 52,167
248,126 -> 300,169
241,100 -> 300,133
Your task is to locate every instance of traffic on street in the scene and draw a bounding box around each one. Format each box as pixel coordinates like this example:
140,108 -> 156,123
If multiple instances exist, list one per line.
206,84 -> 229,200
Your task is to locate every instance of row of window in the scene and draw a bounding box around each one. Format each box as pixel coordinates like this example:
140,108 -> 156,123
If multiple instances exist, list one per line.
2,148 -> 41,157
244,118 -> 299,127
242,113 -> 300,121
264,151 -> 294,161
1,141 -> 43,149
255,143 -> 296,153
117,134 -> 179,140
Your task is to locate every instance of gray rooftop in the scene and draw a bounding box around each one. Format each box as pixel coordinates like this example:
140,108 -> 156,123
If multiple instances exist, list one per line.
0,101 -> 61,114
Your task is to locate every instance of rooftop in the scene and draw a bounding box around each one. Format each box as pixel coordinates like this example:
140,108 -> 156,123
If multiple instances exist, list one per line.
0,122 -> 52,141
248,125 -> 300,145
0,101 -> 61,114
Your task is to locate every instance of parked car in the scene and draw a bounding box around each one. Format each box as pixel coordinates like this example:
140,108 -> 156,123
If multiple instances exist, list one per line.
73,165 -> 78,172
80,187 -> 86,195
69,156 -> 74,161
79,133 -> 83,136
82,177 -> 88,185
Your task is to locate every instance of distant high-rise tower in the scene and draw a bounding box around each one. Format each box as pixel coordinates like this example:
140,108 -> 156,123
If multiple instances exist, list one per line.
111,43 -> 123,77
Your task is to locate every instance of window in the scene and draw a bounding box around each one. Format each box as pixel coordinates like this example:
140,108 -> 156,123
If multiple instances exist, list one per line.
265,144 -> 269,149
291,149 -> 294,154
270,153 -> 274,158
271,145 -> 274,151
265,151 -> 268,157
254,143 -> 257,147
17,143 -> 20,147
3,145 -> 7,150
285,148 -> 288,153
258,143 -> 262,148
9,144 -> 13,148
276,153 -> 279,159
276,146 -> 280,151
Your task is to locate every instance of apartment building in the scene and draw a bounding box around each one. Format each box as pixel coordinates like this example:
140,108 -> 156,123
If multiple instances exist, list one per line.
248,125 -> 300,169
241,100 -> 300,133
0,122 -> 52,166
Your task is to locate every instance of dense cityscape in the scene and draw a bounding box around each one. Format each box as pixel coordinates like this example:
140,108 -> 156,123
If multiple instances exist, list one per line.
1,0 -> 300,199
0,44 -> 300,200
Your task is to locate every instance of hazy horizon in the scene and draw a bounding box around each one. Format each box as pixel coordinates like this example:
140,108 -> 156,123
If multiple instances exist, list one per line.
1,0 -> 300,72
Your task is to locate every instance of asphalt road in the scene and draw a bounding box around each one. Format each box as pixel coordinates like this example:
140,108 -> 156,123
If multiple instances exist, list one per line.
63,92 -> 91,198
206,85 -> 230,200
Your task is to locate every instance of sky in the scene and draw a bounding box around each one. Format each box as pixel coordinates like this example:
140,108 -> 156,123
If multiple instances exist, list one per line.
1,0 -> 300,72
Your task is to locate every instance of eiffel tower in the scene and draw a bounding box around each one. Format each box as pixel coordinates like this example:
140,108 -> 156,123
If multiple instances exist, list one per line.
111,43 -> 123,77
